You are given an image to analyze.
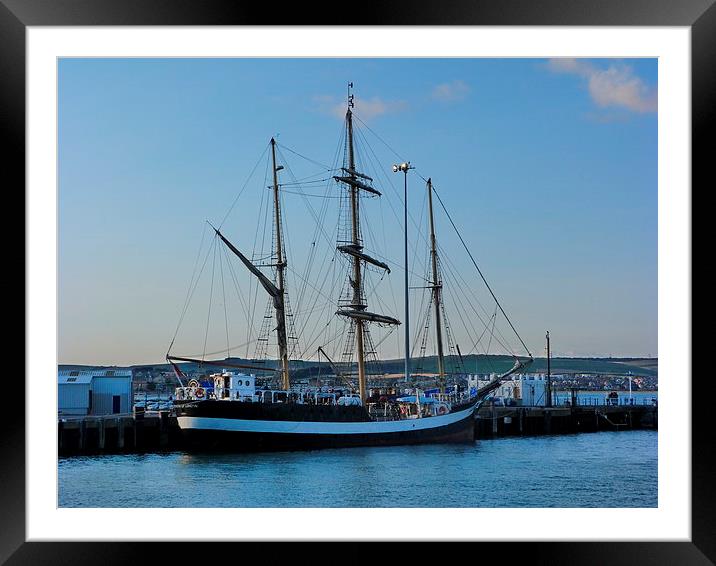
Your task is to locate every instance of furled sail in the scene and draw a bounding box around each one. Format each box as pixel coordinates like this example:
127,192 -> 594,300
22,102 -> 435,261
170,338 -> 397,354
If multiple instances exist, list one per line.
337,245 -> 391,273
214,228 -> 281,300
213,227 -> 289,374
341,167 -> 373,182
167,355 -> 273,372
336,309 -> 400,326
168,358 -> 187,387
333,175 -> 382,196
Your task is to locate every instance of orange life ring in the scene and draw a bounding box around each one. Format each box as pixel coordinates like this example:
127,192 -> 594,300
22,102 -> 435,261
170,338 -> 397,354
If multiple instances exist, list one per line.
196,387 -> 205,398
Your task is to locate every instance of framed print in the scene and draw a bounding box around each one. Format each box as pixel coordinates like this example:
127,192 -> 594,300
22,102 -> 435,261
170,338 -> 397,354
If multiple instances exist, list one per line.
4,0 -> 711,563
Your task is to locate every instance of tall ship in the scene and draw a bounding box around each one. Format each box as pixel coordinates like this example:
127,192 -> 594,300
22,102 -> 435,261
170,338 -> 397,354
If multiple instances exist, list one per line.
167,84 -> 532,451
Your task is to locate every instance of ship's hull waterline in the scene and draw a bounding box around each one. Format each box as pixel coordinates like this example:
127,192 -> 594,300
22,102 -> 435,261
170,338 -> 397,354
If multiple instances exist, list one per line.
175,401 -> 477,452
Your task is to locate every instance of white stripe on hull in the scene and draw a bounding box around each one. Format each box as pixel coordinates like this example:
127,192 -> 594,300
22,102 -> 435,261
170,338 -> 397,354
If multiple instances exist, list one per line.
177,405 -> 475,435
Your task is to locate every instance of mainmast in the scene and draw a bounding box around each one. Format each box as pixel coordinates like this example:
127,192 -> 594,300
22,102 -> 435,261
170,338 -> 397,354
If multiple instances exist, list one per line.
427,178 -> 446,393
346,97 -> 368,402
334,84 -> 399,403
270,137 -> 290,391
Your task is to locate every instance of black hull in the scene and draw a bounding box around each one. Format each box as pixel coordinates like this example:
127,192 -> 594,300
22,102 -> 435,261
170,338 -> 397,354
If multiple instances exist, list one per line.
174,400 -> 477,452
180,417 -> 474,452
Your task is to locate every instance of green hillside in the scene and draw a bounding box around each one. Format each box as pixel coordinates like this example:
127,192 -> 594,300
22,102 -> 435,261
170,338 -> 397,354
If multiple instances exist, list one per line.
59,355 -> 657,377
378,355 -> 658,377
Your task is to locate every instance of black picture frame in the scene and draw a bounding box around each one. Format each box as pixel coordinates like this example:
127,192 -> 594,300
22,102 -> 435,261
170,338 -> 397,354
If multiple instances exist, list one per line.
4,0 -> 709,562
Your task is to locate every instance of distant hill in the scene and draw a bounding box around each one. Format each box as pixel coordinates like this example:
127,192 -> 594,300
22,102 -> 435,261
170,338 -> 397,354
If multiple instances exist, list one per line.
375,355 -> 657,377
59,355 -> 657,377
613,358 -> 659,370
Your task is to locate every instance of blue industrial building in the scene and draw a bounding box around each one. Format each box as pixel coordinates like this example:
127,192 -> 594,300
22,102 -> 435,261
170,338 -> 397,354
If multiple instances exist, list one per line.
58,369 -> 133,416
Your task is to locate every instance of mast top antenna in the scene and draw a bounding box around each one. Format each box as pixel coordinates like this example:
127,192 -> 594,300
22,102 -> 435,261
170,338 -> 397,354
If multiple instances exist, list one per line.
348,81 -> 355,108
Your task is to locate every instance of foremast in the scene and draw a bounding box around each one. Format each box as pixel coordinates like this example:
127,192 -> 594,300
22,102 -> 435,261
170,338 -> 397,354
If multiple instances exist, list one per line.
270,138 -> 290,391
334,86 -> 399,403
212,137 -> 291,391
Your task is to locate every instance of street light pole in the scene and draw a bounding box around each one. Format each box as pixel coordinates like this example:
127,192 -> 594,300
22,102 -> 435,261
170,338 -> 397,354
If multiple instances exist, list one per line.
546,330 -> 552,407
392,161 -> 414,384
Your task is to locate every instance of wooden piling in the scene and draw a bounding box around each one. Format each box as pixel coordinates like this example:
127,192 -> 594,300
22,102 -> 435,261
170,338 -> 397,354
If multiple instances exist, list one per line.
78,420 -> 86,452
98,419 -> 105,450
476,404 -> 657,440
117,417 -> 125,449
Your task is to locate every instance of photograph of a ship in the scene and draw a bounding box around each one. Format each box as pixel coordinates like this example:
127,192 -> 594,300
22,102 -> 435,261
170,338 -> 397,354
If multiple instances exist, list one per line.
170,91 -> 531,452
58,58 -> 657,508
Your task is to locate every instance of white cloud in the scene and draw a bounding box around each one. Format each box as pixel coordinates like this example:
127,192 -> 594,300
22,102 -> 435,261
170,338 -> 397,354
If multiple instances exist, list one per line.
314,94 -> 407,120
547,58 -> 657,113
431,80 -> 470,102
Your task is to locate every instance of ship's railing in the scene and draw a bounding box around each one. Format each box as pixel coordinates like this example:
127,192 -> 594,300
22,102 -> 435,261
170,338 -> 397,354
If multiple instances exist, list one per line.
366,403 -> 401,420
174,386 -> 211,401
427,391 -> 476,406
366,402 -> 442,420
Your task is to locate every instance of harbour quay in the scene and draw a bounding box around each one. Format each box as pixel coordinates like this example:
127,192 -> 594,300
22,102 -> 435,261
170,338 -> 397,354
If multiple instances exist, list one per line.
58,403 -> 657,456
58,410 -> 180,456
475,403 -> 657,438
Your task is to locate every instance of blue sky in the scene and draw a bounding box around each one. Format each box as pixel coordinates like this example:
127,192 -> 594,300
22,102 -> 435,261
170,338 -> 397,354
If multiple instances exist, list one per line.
58,58 -> 657,365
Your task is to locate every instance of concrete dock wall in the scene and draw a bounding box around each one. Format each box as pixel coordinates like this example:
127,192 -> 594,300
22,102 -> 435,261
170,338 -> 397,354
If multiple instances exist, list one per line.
475,404 -> 657,439
58,412 -> 181,456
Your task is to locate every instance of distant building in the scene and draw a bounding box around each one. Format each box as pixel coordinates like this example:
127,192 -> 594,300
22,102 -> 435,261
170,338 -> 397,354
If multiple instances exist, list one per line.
58,369 -> 133,416
467,373 -> 550,406
517,374 -> 548,406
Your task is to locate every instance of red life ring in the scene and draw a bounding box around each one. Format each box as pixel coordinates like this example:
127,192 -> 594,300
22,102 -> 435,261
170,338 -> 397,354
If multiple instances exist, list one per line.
196,387 -> 205,398
437,404 -> 448,415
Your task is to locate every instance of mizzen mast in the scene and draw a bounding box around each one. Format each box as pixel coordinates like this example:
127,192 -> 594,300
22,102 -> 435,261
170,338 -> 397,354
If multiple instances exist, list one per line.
427,178 -> 446,393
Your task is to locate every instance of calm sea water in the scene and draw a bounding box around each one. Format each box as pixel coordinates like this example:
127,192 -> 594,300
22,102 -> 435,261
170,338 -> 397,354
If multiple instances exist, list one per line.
58,431 -> 657,507
58,430 -> 657,508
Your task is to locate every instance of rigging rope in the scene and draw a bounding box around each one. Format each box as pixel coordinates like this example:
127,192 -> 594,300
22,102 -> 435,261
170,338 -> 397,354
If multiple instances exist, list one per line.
277,142 -> 335,171
439,247 -> 515,357
427,180 -> 533,359
352,114 -> 531,361
219,142 -> 270,230
436,238 -> 518,356
202,237 -> 218,361
218,241 -> 231,359
167,222 -> 211,354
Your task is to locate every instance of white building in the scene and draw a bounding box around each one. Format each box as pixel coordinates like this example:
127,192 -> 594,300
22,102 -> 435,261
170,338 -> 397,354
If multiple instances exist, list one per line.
58,369 -> 133,416
517,374 -> 548,406
467,373 -> 550,406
